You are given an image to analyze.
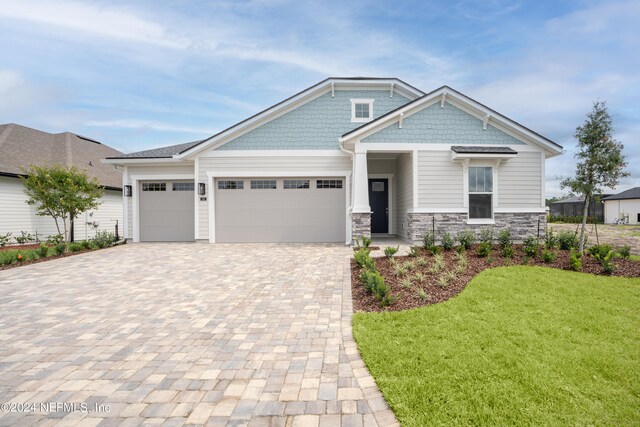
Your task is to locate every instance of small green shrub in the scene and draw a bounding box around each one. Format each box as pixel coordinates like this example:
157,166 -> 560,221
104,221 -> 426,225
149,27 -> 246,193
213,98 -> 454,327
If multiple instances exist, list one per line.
501,245 -> 515,259
46,234 -> 64,244
91,231 -> 116,249
521,255 -> 530,265
413,272 -> 426,283
416,257 -> 428,268
384,246 -> 399,258
401,278 -> 412,289
545,229 -> 557,249
429,253 -> 444,274
589,244 -> 615,274
53,243 -> 67,255
408,246 -> 420,257
616,245 -> 631,259
455,251 -> 468,272
404,260 -> 416,271
354,248 -> 375,270
557,231 -> 579,250
68,242 -> 84,252
541,249 -> 556,263
523,236 -> 539,257
569,250 -> 582,271
0,251 -> 15,265
15,231 -> 34,245
36,243 -> 49,258
485,255 -> 494,265
477,242 -> 492,258
361,270 -> 393,307
362,269 -> 384,294
497,229 -> 512,248
441,232 -> 455,251
479,227 -> 493,244
0,232 -> 12,247
393,263 -> 409,277
417,288 -> 428,301
422,232 -> 435,249
457,230 -> 475,250
80,240 -> 92,250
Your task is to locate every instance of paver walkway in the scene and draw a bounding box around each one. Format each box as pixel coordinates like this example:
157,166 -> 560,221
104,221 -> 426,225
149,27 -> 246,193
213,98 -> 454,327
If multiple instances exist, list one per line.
0,244 -> 397,426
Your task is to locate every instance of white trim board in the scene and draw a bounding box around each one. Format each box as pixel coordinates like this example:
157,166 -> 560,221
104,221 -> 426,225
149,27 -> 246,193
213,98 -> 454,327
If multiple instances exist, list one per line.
199,150 -> 349,158
205,171 -> 351,178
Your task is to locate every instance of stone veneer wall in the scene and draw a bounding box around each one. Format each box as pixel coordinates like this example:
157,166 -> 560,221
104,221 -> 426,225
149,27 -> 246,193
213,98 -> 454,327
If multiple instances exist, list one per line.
351,213 -> 371,240
407,213 -> 546,242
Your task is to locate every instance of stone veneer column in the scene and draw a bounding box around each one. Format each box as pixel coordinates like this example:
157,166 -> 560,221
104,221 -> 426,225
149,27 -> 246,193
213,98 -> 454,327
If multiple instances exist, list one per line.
351,212 -> 371,240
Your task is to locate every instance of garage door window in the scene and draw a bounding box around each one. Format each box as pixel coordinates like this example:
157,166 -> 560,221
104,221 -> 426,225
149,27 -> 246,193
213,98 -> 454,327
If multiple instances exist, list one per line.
142,183 -> 166,191
317,179 -> 343,189
218,180 -> 244,190
172,183 -> 194,191
251,180 -> 277,189
284,179 -> 309,189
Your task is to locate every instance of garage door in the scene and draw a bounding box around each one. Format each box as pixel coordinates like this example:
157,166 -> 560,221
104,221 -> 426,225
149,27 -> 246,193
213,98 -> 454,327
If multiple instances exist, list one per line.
139,180 -> 194,242
215,178 -> 345,243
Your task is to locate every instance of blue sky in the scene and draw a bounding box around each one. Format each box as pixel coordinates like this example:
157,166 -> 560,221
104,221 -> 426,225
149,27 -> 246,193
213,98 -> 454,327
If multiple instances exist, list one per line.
0,0 -> 638,196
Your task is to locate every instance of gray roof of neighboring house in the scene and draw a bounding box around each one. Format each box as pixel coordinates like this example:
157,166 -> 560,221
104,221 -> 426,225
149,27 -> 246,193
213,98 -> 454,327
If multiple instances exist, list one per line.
451,146 -> 518,154
602,187 -> 640,201
0,123 -> 123,189
106,139 -> 203,159
551,195 -> 611,204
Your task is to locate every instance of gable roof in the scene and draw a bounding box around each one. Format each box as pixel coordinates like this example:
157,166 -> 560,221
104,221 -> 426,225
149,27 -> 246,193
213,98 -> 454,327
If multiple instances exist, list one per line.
339,85 -> 563,155
106,139 -> 203,159
602,187 -> 640,201
0,123 -> 123,189
166,77 -> 424,159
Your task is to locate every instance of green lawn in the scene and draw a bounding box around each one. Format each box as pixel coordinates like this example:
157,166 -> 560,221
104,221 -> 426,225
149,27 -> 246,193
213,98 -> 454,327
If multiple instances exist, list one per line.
353,267 -> 640,426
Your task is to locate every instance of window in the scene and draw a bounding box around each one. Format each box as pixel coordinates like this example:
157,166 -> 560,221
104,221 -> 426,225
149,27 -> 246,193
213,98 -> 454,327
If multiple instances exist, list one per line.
251,180 -> 276,189
172,182 -> 194,191
317,179 -> 343,189
468,166 -> 493,219
284,179 -> 309,189
218,180 -> 244,190
142,182 -> 166,191
350,99 -> 374,123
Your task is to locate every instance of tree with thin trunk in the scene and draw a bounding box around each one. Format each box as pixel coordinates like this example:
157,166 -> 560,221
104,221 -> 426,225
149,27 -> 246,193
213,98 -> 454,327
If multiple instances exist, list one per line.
561,101 -> 628,253
21,165 -> 104,241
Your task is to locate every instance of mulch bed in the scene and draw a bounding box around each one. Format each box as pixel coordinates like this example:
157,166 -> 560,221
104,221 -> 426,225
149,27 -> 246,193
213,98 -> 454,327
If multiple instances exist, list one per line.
352,245 -> 640,313
0,243 -> 43,252
0,249 -> 97,271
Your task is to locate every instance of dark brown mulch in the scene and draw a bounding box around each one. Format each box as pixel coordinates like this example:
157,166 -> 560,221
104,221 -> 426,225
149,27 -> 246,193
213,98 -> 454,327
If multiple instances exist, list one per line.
353,246 -> 380,251
352,245 -> 640,313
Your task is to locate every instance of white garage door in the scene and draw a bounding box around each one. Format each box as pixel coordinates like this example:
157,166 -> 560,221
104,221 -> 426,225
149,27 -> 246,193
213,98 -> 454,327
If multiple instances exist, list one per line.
215,178 -> 346,243
139,180 -> 194,242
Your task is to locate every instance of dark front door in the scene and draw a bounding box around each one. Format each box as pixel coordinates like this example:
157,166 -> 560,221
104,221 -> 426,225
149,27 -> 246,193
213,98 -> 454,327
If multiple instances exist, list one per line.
369,179 -> 388,233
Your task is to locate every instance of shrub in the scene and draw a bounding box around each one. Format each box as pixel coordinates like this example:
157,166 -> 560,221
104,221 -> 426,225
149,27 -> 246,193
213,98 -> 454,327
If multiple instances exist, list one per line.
362,270 -> 393,307
501,245 -> 515,259
425,245 -> 442,256
417,288 -> 428,301
408,246 -> 420,257
477,242 -> 492,257
523,236 -> 539,257
616,245 -> 631,259
569,250 -> 582,271
46,234 -> 64,244
68,242 -> 84,252
393,263 -> 408,277
401,278 -> 412,289
498,229 -> 512,249
53,243 -> 67,255
0,232 -> 12,247
0,251 -> 15,265
404,260 -> 416,271
441,232 -> 455,251
521,255 -> 530,265
362,269 -> 384,294
479,227 -> 493,244
15,231 -> 34,245
354,248 -> 375,270
36,243 -> 49,258
91,231 -> 116,249
416,257 -> 428,268
80,240 -> 92,249
589,244 -> 615,274
485,255 -> 494,265
557,231 -> 579,250
384,246 -> 399,258
429,254 -> 444,274
545,229 -> 557,249
413,272 -> 426,283
457,230 -> 475,250
422,232 -> 435,249
541,249 -> 556,263
455,251 -> 468,272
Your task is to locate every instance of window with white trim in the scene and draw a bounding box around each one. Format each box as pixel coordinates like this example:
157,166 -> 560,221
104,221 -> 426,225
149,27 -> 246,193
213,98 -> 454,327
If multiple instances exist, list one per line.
317,179 -> 343,189
142,183 -> 166,191
250,180 -> 276,189
468,167 -> 493,219
284,179 -> 309,189
350,99 -> 374,123
172,182 -> 194,191
218,180 -> 244,190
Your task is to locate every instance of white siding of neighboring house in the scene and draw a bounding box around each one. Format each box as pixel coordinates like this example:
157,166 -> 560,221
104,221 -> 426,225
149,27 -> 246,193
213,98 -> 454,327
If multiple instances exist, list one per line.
0,176 -> 122,241
197,154 -> 352,240
497,151 -> 543,208
125,164 -> 195,239
417,151 -> 464,209
395,153 -> 413,238
604,199 -> 640,224
73,190 -> 124,241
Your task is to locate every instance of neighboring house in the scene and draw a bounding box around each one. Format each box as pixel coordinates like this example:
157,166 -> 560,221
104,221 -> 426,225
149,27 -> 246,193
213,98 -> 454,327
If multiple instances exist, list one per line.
104,77 -> 563,244
0,123 -> 124,241
603,187 -> 640,224
549,196 -> 607,222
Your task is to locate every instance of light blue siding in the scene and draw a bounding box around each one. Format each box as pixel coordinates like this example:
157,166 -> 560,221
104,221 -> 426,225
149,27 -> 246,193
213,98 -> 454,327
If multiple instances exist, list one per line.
362,102 -> 525,145
219,90 -> 410,150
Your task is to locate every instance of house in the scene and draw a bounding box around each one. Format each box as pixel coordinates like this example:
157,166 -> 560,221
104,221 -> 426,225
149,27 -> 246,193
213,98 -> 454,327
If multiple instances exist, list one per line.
103,77 -> 563,244
549,195 -> 607,222
603,187 -> 640,224
0,123 -> 124,241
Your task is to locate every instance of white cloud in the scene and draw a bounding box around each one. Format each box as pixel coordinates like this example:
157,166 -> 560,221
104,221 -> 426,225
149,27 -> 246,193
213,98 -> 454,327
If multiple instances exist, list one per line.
0,69 -> 62,115
85,119 -> 213,135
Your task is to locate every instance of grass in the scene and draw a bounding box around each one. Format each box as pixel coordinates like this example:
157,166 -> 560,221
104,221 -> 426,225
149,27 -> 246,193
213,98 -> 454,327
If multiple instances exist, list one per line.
353,266 -> 640,426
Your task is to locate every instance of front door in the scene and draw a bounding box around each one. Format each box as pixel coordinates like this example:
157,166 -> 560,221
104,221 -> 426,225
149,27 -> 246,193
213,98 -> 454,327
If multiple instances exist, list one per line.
368,179 -> 388,233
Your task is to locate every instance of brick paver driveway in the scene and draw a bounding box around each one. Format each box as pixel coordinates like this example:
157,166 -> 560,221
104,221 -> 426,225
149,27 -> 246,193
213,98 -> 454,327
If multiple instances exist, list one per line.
0,244 -> 397,426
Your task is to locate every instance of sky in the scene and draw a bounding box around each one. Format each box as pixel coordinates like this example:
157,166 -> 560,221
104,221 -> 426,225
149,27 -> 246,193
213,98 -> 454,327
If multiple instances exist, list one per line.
0,0 -> 638,197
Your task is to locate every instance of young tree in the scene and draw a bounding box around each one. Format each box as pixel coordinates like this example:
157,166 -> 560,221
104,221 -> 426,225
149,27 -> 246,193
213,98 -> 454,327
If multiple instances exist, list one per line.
561,101 -> 628,252
21,165 -> 104,241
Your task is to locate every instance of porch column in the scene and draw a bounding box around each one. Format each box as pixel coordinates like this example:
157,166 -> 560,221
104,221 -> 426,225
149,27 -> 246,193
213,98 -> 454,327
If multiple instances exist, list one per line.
352,151 -> 370,213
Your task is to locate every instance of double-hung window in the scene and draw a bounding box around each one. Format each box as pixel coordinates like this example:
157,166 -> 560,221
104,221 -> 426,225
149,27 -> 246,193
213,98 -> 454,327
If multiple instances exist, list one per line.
468,166 -> 493,219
